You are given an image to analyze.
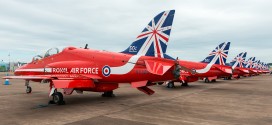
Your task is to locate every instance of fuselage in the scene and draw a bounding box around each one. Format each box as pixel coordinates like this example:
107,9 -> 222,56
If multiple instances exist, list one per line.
233,67 -> 249,77
178,60 -> 232,79
15,47 -> 176,84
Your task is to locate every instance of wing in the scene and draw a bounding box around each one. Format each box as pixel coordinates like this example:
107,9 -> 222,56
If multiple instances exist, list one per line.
3,74 -> 102,89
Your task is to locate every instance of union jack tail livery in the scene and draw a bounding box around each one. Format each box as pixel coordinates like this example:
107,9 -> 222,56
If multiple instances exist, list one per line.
230,52 -> 247,69
122,10 -> 175,59
245,57 -> 256,68
202,42 -> 231,65
259,62 -> 264,70
253,60 -> 260,69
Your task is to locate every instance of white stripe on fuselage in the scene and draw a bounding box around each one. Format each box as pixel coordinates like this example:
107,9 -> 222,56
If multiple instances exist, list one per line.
16,56 -> 140,75
196,54 -> 219,74
111,55 -> 141,75
15,68 -> 52,72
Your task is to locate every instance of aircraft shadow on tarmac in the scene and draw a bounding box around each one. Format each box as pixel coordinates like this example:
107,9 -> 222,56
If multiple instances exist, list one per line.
30,79 -> 249,109
32,92 -> 143,109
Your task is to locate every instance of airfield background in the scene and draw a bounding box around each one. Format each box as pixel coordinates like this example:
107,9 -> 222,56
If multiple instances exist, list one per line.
0,61 -> 26,72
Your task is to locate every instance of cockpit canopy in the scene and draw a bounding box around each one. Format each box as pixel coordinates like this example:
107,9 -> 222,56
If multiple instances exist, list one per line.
44,48 -> 59,58
32,48 -> 60,62
32,55 -> 43,61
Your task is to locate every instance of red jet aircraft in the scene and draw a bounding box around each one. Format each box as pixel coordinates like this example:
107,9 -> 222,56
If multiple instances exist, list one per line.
230,52 -> 250,78
164,42 -> 233,88
245,57 -> 258,76
3,10 -> 182,105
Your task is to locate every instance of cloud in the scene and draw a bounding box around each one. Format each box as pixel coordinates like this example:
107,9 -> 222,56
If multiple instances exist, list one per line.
0,0 -> 271,63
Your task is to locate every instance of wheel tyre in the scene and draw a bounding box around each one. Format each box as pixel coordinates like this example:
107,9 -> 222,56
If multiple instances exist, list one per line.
26,86 -> 32,94
53,92 -> 65,105
211,79 -> 216,82
157,82 -> 164,85
181,81 -> 188,86
205,78 -> 210,83
167,82 -> 174,88
102,91 -> 115,97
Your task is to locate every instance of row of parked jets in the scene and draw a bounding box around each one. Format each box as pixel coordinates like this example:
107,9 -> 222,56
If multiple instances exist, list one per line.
3,10 -> 270,105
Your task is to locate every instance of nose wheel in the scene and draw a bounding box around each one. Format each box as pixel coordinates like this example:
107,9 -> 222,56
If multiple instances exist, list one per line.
102,91 -> 115,97
26,86 -> 32,94
25,80 -> 32,94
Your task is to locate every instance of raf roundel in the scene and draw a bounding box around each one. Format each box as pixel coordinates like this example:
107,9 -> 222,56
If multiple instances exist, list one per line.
102,65 -> 111,77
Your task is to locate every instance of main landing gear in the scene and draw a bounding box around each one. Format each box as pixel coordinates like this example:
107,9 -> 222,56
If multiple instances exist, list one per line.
48,82 -> 65,105
204,78 -> 216,83
166,81 -> 189,88
167,81 -> 175,88
49,90 -> 65,105
52,92 -> 65,105
181,81 -> 188,87
25,80 -> 32,94
102,91 -> 115,97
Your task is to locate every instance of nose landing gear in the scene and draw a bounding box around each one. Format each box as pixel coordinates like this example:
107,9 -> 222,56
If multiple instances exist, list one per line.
26,86 -> 32,94
25,80 -> 32,94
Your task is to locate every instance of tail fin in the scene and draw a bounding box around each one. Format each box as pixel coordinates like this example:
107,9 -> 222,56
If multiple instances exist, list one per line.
253,60 -> 260,69
245,57 -> 256,68
202,42 -> 231,65
259,61 -> 263,70
230,52 -> 247,69
261,62 -> 265,70
122,10 -> 175,58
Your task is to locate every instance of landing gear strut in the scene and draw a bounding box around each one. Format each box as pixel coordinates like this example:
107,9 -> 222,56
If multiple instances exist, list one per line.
204,78 -> 210,83
25,80 -> 32,94
102,91 -> 115,97
167,81 -> 175,88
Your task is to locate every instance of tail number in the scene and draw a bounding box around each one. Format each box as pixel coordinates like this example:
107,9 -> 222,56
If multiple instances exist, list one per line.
129,46 -> 137,52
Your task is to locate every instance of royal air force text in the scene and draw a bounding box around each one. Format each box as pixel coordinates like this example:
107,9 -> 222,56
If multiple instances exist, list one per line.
52,68 -> 98,74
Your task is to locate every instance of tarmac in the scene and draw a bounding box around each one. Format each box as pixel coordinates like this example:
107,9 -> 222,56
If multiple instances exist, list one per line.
0,72 -> 272,125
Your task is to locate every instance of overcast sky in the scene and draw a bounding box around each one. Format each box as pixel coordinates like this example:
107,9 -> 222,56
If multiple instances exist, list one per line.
0,0 -> 271,63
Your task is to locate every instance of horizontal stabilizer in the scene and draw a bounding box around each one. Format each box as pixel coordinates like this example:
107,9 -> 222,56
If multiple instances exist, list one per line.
238,69 -> 249,73
215,66 -> 233,74
144,60 -> 173,75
